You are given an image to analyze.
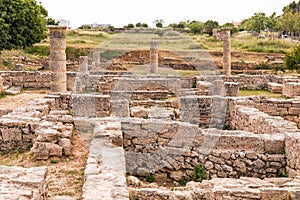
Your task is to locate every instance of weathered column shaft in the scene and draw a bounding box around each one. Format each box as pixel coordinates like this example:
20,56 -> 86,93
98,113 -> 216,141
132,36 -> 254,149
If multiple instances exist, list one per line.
79,56 -> 88,72
92,52 -> 101,67
150,40 -> 158,75
222,28 -> 231,76
49,26 -> 67,92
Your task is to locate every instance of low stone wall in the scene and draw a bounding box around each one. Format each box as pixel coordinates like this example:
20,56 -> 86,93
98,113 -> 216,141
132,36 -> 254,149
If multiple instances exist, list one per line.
122,119 -> 286,182
0,97 -> 55,151
0,71 -> 77,91
222,75 -> 283,90
229,103 -> 299,134
251,97 -> 300,126
129,177 -> 300,200
82,118 -> 129,199
0,165 -> 48,199
179,96 -> 228,129
285,133 -> 300,177
283,82 -> 300,98
72,94 -> 110,118
31,110 -> 74,160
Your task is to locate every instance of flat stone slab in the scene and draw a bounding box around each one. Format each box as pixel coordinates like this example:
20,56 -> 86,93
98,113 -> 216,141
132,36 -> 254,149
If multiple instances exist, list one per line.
0,165 -> 48,200
5,86 -> 22,95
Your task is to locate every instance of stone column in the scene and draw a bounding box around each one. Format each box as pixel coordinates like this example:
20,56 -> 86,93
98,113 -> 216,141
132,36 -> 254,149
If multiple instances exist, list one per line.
92,52 -> 101,67
222,28 -> 231,76
150,40 -> 158,75
79,56 -> 88,72
49,26 -> 67,92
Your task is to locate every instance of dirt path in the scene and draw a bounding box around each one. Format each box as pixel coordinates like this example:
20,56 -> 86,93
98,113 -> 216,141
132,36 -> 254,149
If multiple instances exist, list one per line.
0,91 -> 89,199
0,90 -> 48,110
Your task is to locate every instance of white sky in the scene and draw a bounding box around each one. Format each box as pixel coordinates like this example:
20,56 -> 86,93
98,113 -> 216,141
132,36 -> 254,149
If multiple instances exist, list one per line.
38,0 -> 293,28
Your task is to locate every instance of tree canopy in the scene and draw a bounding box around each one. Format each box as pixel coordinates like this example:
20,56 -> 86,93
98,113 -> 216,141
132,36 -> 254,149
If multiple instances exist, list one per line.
0,0 -> 48,51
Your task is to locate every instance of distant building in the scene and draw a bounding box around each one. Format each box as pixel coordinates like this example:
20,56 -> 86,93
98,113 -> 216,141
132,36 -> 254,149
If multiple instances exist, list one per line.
85,23 -> 112,29
92,23 -> 111,29
232,21 -> 241,28
56,19 -> 71,28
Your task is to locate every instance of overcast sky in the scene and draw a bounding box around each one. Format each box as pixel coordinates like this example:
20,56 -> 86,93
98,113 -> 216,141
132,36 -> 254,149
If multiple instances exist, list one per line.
38,0 -> 293,28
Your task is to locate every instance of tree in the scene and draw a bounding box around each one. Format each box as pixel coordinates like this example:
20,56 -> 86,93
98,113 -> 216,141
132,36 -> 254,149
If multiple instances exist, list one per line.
285,45 -> 300,73
154,19 -> 164,28
47,18 -> 59,26
136,22 -> 142,27
124,23 -> 135,29
0,0 -> 48,51
177,21 -> 187,29
141,23 -> 148,28
278,8 -> 297,36
203,20 -> 219,35
221,22 -> 238,34
188,21 -> 204,34
249,12 -> 268,33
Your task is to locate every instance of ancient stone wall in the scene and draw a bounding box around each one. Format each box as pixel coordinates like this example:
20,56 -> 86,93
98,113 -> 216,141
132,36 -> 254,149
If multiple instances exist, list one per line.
0,98 -> 55,151
283,82 -> 300,98
251,97 -> 300,126
122,119 -> 286,182
129,177 -> 300,200
0,71 -> 77,91
229,103 -> 298,134
72,94 -> 110,118
0,165 -> 48,199
179,96 -> 229,129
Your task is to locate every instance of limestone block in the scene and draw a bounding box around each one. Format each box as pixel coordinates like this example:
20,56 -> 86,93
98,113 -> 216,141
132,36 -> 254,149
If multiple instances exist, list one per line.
261,188 -> 288,200
36,128 -> 61,143
59,138 -> 71,156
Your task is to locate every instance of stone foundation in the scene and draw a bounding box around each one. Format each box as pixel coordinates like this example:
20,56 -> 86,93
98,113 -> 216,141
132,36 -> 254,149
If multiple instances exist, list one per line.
0,165 -> 48,199
129,177 -> 300,200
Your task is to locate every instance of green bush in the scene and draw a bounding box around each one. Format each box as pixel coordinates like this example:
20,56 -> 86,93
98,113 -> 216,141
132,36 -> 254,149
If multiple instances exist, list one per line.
285,45 -> 300,73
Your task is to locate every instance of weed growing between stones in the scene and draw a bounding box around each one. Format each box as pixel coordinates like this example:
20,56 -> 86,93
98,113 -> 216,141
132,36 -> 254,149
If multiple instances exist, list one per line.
145,174 -> 155,183
192,164 -> 206,182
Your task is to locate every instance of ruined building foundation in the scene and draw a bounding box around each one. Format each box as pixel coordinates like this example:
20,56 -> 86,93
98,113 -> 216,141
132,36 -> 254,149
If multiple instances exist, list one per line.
49,26 -> 67,92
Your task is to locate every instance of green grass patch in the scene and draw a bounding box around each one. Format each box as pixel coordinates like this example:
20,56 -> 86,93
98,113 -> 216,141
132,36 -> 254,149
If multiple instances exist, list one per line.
195,33 -> 296,53
100,50 -> 123,60
176,70 -> 200,76
0,91 -> 6,99
24,46 -> 49,57
239,89 -> 288,99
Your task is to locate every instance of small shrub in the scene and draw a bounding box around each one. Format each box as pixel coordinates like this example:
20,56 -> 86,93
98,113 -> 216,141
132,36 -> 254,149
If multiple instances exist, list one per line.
145,174 -> 155,183
223,124 -> 231,130
192,165 -> 206,182
50,159 -> 58,164
179,178 -> 189,186
0,91 -> 6,99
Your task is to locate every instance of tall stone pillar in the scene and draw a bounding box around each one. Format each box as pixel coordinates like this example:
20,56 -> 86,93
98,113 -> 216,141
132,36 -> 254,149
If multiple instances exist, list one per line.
150,40 -> 158,75
92,52 -> 101,67
222,28 -> 231,76
49,26 -> 67,92
79,56 -> 88,72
